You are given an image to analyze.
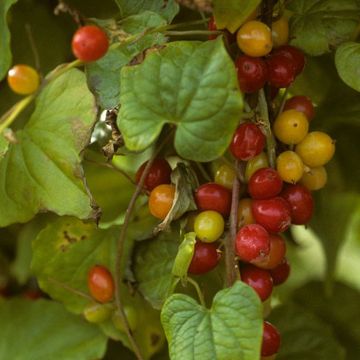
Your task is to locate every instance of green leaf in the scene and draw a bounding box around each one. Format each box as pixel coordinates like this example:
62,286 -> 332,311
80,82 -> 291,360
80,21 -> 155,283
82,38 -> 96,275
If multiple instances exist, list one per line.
213,0 -> 261,33
293,281 -> 360,359
288,0 -> 360,56
0,0 -> 17,80
0,133 -> 9,159
0,69 -> 98,228
31,216 -> 165,359
268,302 -> 345,360
335,41 -> 360,92
86,12 -> 168,109
0,298 -> 107,360
155,163 -> 198,233
115,0 -> 179,22
118,39 -> 243,162
172,232 -> 196,279
161,281 -> 262,360
134,230 -> 180,309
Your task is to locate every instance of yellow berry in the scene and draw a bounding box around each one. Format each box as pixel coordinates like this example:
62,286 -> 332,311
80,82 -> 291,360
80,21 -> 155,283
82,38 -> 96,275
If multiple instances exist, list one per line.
274,110 -> 309,145
237,21 -> 273,57
300,166 -> 328,190
245,152 -> 269,182
295,131 -> 335,167
272,17 -> 289,48
276,151 -> 304,183
215,164 -> 236,190
7,64 -> 40,95
237,198 -> 255,228
194,210 -> 224,243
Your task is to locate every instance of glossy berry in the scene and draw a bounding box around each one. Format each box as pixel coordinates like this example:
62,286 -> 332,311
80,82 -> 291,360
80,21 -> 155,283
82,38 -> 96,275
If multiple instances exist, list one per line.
148,184 -> 175,219
245,152 -> 269,182
236,56 -> 268,93
188,242 -> 220,275
300,166 -> 328,191
274,45 -> 305,75
274,110 -> 309,145
215,164 -> 236,190
237,198 -> 255,227
281,184 -> 314,225
194,210 -> 224,243
252,197 -> 292,233
195,183 -> 232,217
84,303 -> 113,323
230,123 -> 265,161
262,321 -> 281,356
88,265 -> 115,303
241,264 -> 273,301
295,131 -> 335,167
266,54 -> 296,88
236,224 -> 270,262
112,306 -> 138,331
248,168 -> 283,200
7,65 -> 40,95
284,96 -> 315,121
237,21 -> 273,57
276,151 -> 304,184
252,234 -> 286,270
270,257 -> 290,285
272,16 -> 289,48
72,25 -> 109,62
135,158 -> 172,191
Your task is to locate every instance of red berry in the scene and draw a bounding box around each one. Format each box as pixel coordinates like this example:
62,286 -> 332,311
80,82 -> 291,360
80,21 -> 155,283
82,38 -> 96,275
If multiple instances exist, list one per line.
266,54 -> 296,88
230,123 -> 266,161
241,264 -> 273,301
262,321 -> 281,356
195,183 -> 232,217
236,56 -> 268,93
135,158 -> 172,191
274,45 -> 305,75
270,257 -> 290,285
188,241 -> 220,274
281,184 -> 314,225
252,197 -> 292,233
235,224 -> 270,262
72,25 -> 109,62
248,168 -> 283,200
284,95 -> 315,120
88,265 -> 115,303
252,234 -> 286,269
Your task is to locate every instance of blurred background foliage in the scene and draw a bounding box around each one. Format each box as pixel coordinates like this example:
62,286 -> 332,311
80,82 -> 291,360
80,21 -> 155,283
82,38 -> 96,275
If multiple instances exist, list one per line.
0,0 -> 360,359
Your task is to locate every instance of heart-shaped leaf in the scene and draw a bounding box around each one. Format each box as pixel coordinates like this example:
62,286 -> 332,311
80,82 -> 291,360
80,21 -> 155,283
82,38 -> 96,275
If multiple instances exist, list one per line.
213,0 -> 261,33
0,298 -> 107,360
288,0 -> 360,56
161,281 -> 262,360
0,69 -> 98,227
0,0 -> 18,80
335,42 -> 360,92
118,39 -> 243,162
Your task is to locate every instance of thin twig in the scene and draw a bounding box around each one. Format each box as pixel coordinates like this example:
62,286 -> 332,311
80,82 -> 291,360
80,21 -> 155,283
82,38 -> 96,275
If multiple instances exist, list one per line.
225,160 -> 241,287
25,24 -> 41,72
164,30 -> 223,36
275,87 -> 290,118
114,132 -> 173,360
258,89 -> 277,168
187,277 -> 206,307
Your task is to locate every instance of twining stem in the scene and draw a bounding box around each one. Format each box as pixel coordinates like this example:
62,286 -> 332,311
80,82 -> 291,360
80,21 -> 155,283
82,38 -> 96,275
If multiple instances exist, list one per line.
0,59 -> 83,135
258,89 -> 277,168
276,87 -> 289,118
187,277 -> 206,307
114,132 -> 172,360
225,160 -> 241,287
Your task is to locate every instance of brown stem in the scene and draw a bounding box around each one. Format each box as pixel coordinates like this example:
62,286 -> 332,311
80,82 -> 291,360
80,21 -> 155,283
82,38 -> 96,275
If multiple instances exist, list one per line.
225,160 -> 241,287
114,132 -> 172,360
48,277 -> 93,301
25,24 -> 41,73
